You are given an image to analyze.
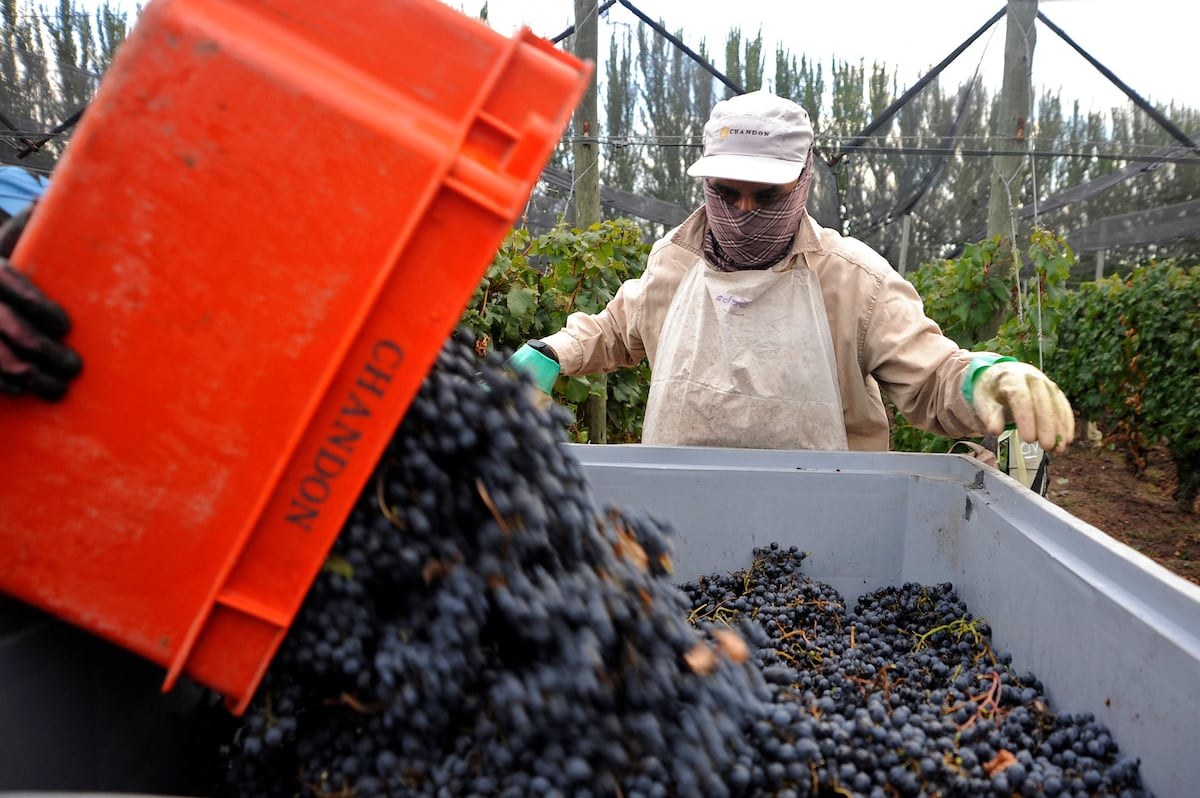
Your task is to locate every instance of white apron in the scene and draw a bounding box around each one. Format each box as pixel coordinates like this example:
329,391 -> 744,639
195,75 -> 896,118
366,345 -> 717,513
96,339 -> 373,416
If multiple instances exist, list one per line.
641,259 -> 848,450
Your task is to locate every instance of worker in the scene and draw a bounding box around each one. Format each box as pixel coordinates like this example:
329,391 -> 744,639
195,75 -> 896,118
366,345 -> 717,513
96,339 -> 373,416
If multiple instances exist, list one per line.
508,91 -> 1074,453
0,164 -> 82,400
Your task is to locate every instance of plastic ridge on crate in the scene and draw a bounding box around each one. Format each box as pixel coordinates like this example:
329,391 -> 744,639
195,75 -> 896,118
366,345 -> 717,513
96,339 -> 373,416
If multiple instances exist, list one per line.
0,0 -> 590,714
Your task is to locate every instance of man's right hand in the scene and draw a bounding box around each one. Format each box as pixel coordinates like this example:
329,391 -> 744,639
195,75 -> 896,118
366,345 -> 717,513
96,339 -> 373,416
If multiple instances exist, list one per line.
504,340 -> 560,395
0,207 -> 83,401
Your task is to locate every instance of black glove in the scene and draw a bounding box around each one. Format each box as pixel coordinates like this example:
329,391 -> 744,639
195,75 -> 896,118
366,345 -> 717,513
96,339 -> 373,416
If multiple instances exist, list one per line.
0,207 -> 83,401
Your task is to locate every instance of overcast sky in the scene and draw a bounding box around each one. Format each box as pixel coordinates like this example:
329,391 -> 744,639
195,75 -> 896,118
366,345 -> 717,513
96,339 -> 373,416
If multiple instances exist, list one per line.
458,0 -> 1197,114
86,0 -> 1196,116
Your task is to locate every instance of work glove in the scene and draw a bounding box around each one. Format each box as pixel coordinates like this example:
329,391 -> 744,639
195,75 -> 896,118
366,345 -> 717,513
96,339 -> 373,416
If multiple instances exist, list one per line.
0,206 -> 83,401
504,340 -> 560,395
963,354 -> 1074,453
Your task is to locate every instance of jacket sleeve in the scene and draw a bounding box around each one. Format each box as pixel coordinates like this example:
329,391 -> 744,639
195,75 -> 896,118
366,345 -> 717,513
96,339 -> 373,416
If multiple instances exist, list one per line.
540,275 -> 649,377
861,268 -> 986,439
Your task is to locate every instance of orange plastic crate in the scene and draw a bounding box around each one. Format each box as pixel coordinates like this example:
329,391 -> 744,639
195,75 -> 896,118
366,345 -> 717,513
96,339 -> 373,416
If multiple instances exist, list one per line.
0,0 -> 589,713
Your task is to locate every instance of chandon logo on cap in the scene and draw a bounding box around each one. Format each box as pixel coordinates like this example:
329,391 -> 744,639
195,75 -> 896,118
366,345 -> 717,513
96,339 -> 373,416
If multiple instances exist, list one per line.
718,127 -> 769,137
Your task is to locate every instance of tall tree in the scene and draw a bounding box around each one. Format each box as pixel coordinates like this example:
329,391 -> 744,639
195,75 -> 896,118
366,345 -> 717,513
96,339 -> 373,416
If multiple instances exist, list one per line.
2,0 -> 53,170
740,27 -> 764,93
635,21 -> 705,208
2,0 -> 128,170
687,38 -> 714,172
602,28 -> 639,196
722,28 -> 742,99
935,79 -> 993,249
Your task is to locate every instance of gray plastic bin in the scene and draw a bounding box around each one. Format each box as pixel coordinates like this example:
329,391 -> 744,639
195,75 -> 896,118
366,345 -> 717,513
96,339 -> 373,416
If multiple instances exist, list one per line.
567,444 -> 1200,798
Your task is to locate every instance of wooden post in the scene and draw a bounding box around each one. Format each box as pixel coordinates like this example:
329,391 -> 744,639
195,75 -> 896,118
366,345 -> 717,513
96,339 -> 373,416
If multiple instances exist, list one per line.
983,0 -> 1037,339
571,0 -> 600,228
572,0 -> 606,443
898,215 -> 912,275
986,0 -> 1037,244
1094,249 -> 1106,281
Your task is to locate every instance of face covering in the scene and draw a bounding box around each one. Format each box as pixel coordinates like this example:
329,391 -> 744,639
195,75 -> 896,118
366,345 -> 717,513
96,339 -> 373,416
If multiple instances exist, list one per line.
702,149 -> 814,272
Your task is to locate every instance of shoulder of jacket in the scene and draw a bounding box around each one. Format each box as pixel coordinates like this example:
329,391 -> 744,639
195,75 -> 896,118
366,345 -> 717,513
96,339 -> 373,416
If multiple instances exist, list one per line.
806,221 -> 895,294
648,205 -> 706,266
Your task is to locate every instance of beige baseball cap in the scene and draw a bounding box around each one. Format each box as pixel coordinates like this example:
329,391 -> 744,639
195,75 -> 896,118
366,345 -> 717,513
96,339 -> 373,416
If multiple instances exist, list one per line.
687,91 -> 814,185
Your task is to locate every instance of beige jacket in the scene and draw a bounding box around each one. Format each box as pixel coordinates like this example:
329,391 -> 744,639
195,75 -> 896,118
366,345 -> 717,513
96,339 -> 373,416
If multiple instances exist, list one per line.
541,207 -> 986,451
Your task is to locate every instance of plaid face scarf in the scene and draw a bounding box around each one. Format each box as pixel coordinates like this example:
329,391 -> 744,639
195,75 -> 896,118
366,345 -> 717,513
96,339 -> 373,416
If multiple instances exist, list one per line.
702,151 -> 814,272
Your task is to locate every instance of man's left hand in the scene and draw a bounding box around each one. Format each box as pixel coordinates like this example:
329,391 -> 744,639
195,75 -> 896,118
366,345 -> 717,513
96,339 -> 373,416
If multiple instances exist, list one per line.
971,361 -> 1075,453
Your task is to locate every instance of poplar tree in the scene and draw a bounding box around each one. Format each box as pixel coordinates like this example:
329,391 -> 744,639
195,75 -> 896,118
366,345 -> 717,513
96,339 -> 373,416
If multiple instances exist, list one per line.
2,0 -> 129,170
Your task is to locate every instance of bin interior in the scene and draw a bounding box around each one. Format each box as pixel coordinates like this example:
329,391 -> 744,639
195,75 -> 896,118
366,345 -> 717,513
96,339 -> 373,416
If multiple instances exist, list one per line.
569,444 -> 1200,798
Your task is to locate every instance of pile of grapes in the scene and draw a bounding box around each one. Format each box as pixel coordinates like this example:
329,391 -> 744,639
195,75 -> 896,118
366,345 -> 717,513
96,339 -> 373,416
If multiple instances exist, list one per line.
682,548 -> 1147,798
217,330 -> 1152,798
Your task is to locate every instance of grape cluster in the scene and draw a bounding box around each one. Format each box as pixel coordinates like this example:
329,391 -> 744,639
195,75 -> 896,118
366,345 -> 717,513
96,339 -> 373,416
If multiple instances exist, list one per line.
217,329 -> 1153,798
682,544 -> 1151,797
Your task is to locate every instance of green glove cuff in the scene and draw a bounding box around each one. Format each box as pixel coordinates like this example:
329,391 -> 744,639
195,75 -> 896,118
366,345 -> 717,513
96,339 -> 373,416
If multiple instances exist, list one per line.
506,342 -> 560,394
961,353 -> 1018,406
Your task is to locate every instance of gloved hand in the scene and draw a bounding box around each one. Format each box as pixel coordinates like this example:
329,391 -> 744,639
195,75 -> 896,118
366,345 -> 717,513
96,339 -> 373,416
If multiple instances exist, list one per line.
0,207 -> 83,401
504,340 -> 560,395
964,355 -> 1074,453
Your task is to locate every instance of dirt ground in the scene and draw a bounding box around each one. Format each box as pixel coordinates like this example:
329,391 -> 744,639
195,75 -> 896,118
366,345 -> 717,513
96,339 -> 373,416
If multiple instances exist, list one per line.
1042,424 -> 1199,587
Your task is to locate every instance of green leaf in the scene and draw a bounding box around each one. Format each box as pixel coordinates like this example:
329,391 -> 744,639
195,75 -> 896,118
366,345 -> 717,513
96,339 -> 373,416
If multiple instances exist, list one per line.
563,376 -> 591,404
506,286 -> 538,318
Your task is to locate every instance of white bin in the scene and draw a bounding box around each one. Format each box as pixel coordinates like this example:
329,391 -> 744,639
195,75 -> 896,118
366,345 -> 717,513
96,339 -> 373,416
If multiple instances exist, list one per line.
569,444 -> 1200,798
